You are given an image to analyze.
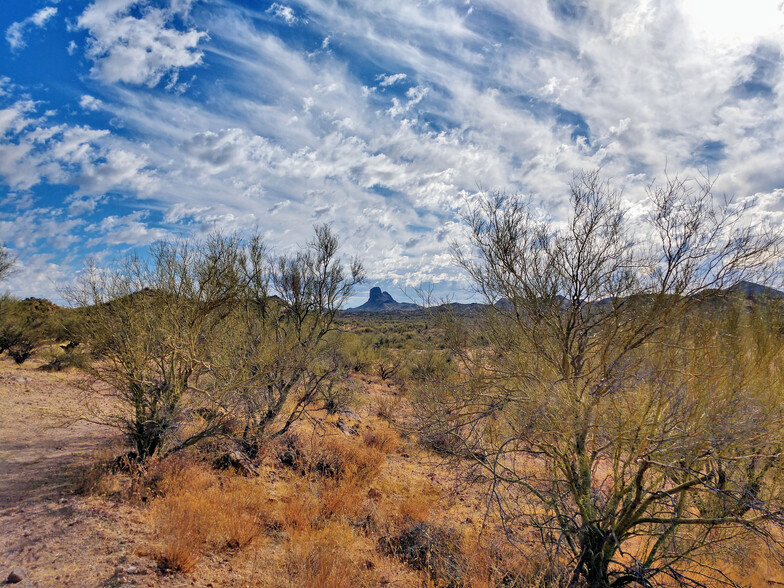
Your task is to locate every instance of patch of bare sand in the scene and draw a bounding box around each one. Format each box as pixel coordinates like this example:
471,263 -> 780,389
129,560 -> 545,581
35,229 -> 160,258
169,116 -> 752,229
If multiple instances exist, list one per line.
0,357 -> 166,587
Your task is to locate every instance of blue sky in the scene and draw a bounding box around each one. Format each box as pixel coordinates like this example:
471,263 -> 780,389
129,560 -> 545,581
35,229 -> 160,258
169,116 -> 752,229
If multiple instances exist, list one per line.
1,0 -> 784,304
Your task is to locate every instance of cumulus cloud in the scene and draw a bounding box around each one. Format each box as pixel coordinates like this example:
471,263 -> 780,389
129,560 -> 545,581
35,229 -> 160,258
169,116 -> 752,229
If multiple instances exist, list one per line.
76,0 -> 208,86
266,3 -> 298,25
5,6 -> 58,51
0,95 -> 154,197
79,94 -> 104,111
0,252 -> 75,302
86,210 -> 168,246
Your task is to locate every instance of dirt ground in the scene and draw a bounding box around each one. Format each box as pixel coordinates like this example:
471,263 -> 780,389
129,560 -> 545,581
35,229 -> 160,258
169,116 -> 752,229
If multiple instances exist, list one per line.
0,356 -> 168,588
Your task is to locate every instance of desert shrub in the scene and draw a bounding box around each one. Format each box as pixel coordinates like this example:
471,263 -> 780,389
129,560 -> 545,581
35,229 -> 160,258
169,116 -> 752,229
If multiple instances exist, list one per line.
331,331 -> 379,373
0,296 -> 60,363
0,246 -> 15,283
7,340 -> 35,364
362,425 -> 400,454
422,170 -> 784,586
304,435 -> 385,483
210,226 -> 364,448
38,343 -> 88,371
70,227 -> 364,461
461,532 -> 573,588
381,521 -> 465,587
401,349 -> 456,384
375,348 -> 403,381
373,393 -> 402,422
319,372 -> 360,414
417,427 -> 467,457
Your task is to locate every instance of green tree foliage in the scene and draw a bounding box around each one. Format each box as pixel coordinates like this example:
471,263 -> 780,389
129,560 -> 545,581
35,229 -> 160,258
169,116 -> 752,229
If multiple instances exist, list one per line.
416,171 -> 784,586
0,297 -> 65,364
71,235 -> 246,459
209,225 -> 364,450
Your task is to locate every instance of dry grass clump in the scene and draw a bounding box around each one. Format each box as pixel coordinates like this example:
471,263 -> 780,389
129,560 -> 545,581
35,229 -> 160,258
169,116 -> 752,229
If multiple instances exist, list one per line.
380,521 -> 466,587
134,410 -> 524,584
459,530 -> 569,588
362,423 -> 400,454
303,434 -> 387,482
148,461 -> 269,572
278,521 -> 377,588
270,430 -> 392,529
274,479 -> 321,533
370,476 -> 440,528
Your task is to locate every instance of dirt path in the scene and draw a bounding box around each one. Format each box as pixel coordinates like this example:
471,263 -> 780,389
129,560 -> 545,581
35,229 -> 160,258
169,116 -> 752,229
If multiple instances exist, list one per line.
0,357 -> 160,587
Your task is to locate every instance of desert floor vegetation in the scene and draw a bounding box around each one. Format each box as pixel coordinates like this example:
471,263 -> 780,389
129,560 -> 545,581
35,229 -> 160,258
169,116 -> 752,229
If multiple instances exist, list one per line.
2,172 -> 784,586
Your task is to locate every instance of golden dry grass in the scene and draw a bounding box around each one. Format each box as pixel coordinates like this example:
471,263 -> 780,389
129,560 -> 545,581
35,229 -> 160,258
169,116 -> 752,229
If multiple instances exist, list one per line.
146,460 -> 269,571
55,368 -> 784,586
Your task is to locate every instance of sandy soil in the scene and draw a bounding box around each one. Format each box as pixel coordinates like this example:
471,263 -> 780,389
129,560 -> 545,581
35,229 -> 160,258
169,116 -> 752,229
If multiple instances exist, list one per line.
0,356 -> 166,587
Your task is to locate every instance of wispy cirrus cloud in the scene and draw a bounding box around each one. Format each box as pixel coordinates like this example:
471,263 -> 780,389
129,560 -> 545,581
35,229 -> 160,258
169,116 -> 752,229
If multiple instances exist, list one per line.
5,6 -> 57,51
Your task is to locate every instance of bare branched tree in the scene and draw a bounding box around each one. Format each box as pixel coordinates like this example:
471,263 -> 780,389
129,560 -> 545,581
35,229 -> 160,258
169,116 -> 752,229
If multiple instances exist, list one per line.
417,170 -> 784,586
0,245 -> 17,283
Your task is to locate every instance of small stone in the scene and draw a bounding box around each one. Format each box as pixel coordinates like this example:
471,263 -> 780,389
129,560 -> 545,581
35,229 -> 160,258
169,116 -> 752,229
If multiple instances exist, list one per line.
336,408 -> 362,421
336,417 -> 359,436
7,568 -> 26,583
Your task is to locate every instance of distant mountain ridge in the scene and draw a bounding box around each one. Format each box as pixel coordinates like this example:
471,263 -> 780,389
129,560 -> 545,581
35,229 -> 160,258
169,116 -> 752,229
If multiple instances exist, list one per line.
730,280 -> 784,299
345,287 -> 420,312
345,281 -> 784,315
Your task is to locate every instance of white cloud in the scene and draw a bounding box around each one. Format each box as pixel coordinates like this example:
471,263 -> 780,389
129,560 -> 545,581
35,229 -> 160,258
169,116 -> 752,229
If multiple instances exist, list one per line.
86,210 -> 168,246
0,97 -> 155,198
266,3 -> 298,25
0,252 -> 75,303
4,0 -> 784,303
377,73 -> 407,87
387,85 -> 429,117
76,0 -> 208,87
5,7 -> 58,51
79,94 -> 104,111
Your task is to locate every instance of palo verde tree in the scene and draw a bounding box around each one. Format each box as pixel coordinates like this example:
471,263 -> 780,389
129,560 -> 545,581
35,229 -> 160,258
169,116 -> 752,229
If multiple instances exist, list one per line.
70,235 -> 246,460
416,170 -> 784,586
71,226 -> 362,462
211,224 -> 365,452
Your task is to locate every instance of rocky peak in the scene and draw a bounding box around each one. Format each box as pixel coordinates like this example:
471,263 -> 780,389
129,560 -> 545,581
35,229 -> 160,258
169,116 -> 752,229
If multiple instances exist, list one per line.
368,287 -> 396,304
346,286 -> 421,313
